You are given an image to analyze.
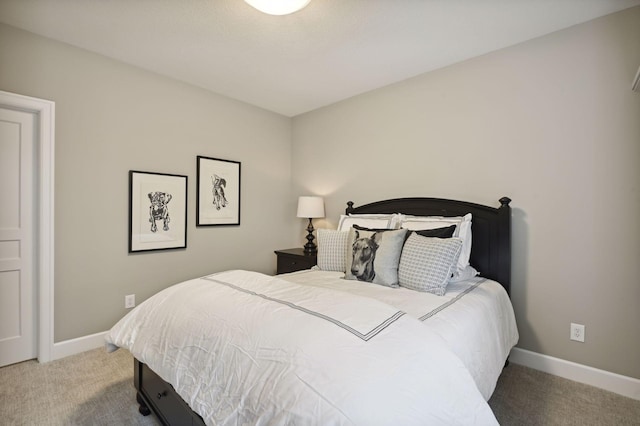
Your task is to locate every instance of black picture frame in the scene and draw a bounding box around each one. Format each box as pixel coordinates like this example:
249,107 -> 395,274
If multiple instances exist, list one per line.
129,170 -> 188,253
196,156 -> 241,226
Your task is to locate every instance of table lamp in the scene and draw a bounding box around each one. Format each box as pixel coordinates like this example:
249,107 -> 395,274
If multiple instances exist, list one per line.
296,196 -> 325,254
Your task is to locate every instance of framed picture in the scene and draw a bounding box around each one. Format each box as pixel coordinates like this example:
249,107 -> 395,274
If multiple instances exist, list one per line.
129,170 -> 187,253
196,156 -> 241,226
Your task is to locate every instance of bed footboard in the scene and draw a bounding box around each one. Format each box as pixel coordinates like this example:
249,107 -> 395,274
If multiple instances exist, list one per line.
134,358 -> 205,426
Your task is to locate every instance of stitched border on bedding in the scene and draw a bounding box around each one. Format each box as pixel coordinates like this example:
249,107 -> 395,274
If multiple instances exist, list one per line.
418,279 -> 485,321
203,276 -> 406,342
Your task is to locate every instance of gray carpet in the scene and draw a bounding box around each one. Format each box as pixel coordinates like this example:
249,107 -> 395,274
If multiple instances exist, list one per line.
1,347 -> 638,425
0,348 -> 158,426
489,362 -> 640,425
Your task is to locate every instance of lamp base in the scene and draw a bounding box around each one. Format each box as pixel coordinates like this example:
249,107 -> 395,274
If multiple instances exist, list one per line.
303,218 -> 317,254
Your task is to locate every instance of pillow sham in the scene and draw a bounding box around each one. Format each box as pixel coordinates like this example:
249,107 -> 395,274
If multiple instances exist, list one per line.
353,224 -> 393,232
398,233 -> 463,296
399,213 -> 472,276
337,214 -> 401,232
414,225 -> 456,238
316,229 -> 349,272
345,227 -> 408,288
449,265 -> 479,283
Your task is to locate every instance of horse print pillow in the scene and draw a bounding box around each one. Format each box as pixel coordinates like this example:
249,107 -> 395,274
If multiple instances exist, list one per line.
344,227 -> 408,287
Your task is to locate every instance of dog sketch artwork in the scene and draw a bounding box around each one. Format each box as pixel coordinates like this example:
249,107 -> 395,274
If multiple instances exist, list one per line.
211,174 -> 228,210
196,156 -> 241,226
129,170 -> 187,252
148,191 -> 172,232
350,230 -> 381,281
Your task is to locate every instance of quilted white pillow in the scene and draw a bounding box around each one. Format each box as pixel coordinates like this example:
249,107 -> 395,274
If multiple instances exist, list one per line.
398,233 -> 463,296
316,229 -> 349,272
399,213 -> 472,277
337,214 -> 401,232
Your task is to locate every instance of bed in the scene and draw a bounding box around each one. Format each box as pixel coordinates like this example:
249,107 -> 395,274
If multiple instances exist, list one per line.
106,196 -> 517,425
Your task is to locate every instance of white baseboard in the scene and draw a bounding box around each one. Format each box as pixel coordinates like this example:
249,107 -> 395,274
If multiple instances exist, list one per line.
50,331 -> 108,361
510,347 -> 640,401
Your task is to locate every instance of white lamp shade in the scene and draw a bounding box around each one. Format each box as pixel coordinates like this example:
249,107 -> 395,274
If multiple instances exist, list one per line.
244,0 -> 310,15
297,196 -> 325,218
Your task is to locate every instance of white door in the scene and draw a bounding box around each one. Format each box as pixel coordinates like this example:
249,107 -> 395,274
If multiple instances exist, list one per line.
0,107 -> 36,366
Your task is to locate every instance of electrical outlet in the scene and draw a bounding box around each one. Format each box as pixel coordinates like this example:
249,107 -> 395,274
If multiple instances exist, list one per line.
570,323 -> 585,342
125,294 -> 136,309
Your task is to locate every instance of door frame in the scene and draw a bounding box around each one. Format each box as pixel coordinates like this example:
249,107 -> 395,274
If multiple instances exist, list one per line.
0,90 -> 55,363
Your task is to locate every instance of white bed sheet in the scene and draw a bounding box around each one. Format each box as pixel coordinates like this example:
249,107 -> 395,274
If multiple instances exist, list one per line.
279,268 -> 519,400
106,270 -> 499,425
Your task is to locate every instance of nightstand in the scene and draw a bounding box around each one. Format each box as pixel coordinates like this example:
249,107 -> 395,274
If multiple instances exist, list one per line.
274,248 -> 317,274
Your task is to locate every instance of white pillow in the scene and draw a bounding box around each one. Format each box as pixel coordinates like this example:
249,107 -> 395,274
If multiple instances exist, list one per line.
316,229 -> 349,272
399,213 -> 472,276
398,234 -> 463,296
337,214 -> 401,232
449,265 -> 479,283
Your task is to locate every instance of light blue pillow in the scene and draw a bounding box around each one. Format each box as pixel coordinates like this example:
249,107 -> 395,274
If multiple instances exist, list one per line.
345,227 -> 408,287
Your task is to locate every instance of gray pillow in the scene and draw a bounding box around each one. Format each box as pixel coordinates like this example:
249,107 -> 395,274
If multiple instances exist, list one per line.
398,233 -> 463,295
345,227 -> 408,287
317,229 -> 349,272
414,225 -> 456,238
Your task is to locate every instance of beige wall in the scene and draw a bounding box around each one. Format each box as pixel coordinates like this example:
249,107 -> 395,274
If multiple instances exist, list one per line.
0,24 -> 294,342
292,7 -> 640,379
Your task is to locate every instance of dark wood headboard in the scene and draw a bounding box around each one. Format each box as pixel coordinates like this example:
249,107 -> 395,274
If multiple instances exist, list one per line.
346,197 -> 512,294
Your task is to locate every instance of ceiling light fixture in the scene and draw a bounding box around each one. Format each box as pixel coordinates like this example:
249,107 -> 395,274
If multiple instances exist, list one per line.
244,0 -> 310,16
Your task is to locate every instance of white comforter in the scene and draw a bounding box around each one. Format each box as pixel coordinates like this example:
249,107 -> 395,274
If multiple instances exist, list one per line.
280,269 -> 519,400
106,270 -> 498,425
